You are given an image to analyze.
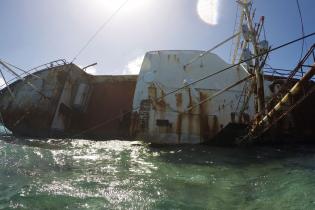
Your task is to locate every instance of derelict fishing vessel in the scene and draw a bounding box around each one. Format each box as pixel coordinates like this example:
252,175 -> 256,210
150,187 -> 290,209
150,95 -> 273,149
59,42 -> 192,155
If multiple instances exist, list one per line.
0,61 -> 137,139
0,0 -> 315,145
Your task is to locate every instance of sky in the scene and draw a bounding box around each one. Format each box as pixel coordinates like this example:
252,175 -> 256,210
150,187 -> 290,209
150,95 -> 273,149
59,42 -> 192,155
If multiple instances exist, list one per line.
0,0 -> 315,79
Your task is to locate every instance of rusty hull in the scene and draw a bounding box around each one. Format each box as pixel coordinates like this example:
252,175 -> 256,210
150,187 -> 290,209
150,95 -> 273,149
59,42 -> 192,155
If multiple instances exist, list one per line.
0,63 -> 137,139
0,64 -> 70,137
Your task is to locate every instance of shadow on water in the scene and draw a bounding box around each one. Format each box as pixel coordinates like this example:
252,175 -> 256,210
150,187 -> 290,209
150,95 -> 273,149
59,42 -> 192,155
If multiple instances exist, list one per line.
147,142 -> 315,169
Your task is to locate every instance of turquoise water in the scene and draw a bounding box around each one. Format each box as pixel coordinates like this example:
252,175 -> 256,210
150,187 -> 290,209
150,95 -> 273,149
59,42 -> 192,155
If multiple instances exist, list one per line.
1,136 -> 315,209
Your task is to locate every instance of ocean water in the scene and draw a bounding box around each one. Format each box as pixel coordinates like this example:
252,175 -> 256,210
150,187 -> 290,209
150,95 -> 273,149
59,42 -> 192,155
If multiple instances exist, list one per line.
1,135 -> 315,210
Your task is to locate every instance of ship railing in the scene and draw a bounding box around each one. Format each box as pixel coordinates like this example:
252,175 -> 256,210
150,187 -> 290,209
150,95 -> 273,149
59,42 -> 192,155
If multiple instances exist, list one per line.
0,59 -> 68,90
263,68 -> 314,81
239,44 -> 315,144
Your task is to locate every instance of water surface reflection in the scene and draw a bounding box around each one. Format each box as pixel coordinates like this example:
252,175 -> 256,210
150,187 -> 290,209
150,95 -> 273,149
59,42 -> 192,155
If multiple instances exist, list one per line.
0,137 -> 315,209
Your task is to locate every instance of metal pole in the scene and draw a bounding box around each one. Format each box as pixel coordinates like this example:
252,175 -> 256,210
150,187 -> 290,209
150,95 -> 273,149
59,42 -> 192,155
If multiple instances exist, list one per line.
0,60 -> 24,80
242,0 -> 265,114
232,0 -> 247,64
185,32 -> 241,68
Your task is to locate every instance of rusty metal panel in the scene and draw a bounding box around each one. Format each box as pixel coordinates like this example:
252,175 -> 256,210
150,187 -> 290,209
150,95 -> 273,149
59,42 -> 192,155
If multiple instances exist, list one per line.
0,64 -> 71,136
69,75 -> 137,138
0,62 -> 138,139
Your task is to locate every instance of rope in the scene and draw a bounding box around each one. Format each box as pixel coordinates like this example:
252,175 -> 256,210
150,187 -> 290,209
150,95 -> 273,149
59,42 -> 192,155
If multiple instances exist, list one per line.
71,0 -> 129,63
296,0 -> 306,62
157,32 -> 315,102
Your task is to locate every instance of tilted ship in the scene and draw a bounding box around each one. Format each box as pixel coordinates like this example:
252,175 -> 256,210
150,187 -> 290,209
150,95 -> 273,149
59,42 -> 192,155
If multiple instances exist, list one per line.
0,0 -> 315,145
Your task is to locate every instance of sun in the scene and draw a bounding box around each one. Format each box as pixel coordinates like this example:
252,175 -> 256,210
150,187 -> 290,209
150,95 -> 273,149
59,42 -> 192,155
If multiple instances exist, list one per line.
197,0 -> 219,25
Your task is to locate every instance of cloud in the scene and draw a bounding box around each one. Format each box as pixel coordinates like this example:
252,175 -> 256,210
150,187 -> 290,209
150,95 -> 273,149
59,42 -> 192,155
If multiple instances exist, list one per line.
85,66 -> 97,75
123,55 -> 144,75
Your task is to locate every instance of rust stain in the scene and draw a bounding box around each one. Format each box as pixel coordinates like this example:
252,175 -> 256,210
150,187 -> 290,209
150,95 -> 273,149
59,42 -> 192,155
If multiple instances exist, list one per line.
186,88 -> 195,137
155,100 -> 166,111
174,92 -> 183,142
176,113 -> 182,143
188,88 -> 192,108
66,74 -> 138,138
175,93 -> 182,111
155,89 -> 166,112
199,92 -> 210,141
212,115 -> 219,135
148,84 -> 157,99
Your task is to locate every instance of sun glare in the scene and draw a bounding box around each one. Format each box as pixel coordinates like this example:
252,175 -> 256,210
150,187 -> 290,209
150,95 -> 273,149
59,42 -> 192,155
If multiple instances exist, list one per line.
91,0 -> 151,15
197,0 -> 219,25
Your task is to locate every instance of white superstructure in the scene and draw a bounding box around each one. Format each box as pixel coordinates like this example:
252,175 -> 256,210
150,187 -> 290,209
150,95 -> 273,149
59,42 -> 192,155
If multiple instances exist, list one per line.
131,50 -> 255,144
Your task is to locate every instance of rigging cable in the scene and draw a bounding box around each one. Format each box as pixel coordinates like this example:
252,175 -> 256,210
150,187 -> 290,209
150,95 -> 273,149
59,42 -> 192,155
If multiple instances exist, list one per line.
72,31 -> 315,137
163,32 -> 315,100
229,4 -> 240,60
71,0 -> 130,63
0,59 -> 41,79
296,0 -> 306,61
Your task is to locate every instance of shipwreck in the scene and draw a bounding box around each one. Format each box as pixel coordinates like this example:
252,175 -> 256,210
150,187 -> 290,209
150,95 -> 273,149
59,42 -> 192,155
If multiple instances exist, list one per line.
0,0 -> 315,145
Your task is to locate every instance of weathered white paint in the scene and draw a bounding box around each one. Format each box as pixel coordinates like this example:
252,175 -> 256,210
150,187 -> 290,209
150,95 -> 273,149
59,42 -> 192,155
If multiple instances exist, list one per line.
132,50 -> 256,144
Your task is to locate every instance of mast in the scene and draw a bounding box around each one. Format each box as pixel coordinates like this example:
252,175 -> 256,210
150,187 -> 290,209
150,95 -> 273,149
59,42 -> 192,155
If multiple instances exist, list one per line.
231,0 -> 246,65
232,0 -> 268,115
